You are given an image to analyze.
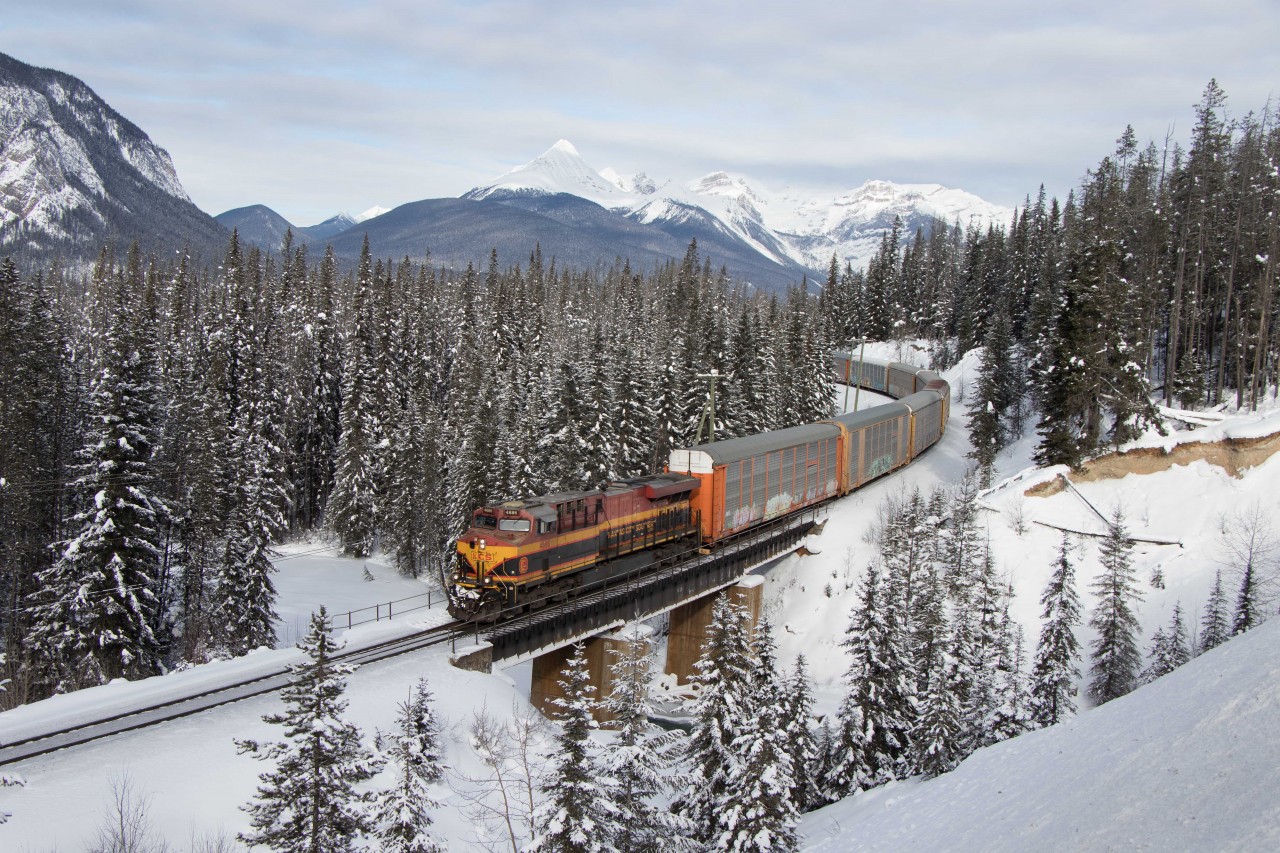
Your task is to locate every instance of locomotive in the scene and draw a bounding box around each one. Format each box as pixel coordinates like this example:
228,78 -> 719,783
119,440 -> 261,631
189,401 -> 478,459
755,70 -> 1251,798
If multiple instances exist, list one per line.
449,354 -> 949,621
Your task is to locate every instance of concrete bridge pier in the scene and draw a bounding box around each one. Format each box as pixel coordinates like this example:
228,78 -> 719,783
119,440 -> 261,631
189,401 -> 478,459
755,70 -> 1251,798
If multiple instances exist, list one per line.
529,624 -> 656,725
664,576 -> 764,686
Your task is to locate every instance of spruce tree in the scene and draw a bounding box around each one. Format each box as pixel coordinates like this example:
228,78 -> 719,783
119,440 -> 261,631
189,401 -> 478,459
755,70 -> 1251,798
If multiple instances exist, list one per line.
528,644 -> 617,853
600,633 -> 688,853
1030,536 -> 1083,727
26,269 -> 166,690
1088,510 -> 1144,705
1199,569 -> 1231,654
827,562 -> 914,796
676,594 -> 755,845
372,678 -> 446,853
781,655 -> 821,812
328,237 -> 382,557
909,640 -> 963,779
237,607 -> 380,852
1141,603 -> 1191,684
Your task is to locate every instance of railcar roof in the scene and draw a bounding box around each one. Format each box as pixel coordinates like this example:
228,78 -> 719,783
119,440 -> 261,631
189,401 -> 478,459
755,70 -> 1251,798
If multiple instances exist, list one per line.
673,422 -> 840,465
827,401 -> 911,430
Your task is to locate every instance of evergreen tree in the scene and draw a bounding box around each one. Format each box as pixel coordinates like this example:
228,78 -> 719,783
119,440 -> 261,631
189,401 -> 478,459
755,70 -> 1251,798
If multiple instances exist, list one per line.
26,268 -> 166,691
600,632 -> 688,853
909,640 -> 963,779
528,644 -> 617,853
1088,510 -> 1144,705
1030,535 -> 1083,727
372,678 -> 446,853
827,562 -> 914,796
781,655 -> 821,812
1141,603 -> 1192,684
328,237 -> 382,557
676,594 -> 755,845
1198,569 -> 1231,654
237,607 -> 380,853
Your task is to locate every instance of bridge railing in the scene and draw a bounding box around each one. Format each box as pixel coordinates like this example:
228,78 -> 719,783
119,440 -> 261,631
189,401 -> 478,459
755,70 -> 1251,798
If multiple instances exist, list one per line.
324,587 -> 445,631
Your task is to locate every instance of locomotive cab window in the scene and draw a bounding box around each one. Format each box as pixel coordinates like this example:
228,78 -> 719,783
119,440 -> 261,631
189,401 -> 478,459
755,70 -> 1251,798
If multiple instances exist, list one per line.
498,518 -> 531,532
473,514 -> 497,529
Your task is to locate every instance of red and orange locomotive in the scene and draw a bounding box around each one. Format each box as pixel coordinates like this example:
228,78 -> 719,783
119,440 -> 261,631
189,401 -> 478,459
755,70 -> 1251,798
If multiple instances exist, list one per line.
450,473 -> 699,620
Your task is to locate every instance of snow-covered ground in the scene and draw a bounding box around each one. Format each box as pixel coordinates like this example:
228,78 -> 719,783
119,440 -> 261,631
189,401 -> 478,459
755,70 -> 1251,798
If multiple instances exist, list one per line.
800,616 -> 1280,852
3,342 -> 1277,850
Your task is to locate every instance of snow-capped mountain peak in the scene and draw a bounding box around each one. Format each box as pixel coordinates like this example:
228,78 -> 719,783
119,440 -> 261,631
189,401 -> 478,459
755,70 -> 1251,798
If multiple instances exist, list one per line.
354,205 -> 389,223
471,139 -> 625,204
464,140 -> 1012,275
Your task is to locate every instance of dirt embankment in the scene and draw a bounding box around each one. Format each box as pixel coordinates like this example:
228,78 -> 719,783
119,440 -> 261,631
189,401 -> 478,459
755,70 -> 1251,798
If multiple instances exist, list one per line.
1026,430 -> 1280,497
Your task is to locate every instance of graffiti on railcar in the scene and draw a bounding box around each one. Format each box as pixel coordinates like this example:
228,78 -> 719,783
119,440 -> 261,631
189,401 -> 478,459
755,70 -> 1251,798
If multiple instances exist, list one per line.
866,454 -> 895,479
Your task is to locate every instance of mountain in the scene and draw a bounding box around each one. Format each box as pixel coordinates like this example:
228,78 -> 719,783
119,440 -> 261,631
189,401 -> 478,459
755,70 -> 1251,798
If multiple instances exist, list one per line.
302,211 -> 358,242
214,206 -> 362,250
0,51 -> 227,266
214,204 -> 296,252
469,140 -> 1011,279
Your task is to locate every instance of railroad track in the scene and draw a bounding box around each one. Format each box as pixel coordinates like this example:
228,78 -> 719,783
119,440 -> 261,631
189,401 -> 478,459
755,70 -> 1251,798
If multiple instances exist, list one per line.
0,620 -> 466,767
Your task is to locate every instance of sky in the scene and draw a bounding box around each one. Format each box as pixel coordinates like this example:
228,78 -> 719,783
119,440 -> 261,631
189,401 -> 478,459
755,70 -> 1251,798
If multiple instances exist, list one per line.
4,0 -> 1276,225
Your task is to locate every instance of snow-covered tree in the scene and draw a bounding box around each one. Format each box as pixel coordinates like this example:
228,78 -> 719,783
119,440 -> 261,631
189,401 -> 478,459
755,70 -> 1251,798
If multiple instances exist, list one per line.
1088,510 -> 1144,705
26,268 -> 166,691
827,562 -> 915,796
1142,603 -> 1192,683
600,632 -> 689,853
676,594 -> 755,844
528,644 -> 617,853
236,607 -> 380,852
372,678 -> 447,853
1198,569 -> 1231,654
709,615 -> 799,851
781,655 -> 822,812
1029,535 -> 1083,727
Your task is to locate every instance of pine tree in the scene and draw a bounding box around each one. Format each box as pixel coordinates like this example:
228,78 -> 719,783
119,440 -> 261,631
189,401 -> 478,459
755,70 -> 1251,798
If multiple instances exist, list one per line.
827,562 -> 915,796
372,678 -> 447,853
676,594 -> 755,845
328,237 -> 382,557
780,655 -> 821,812
528,644 -> 617,853
909,641 -> 963,779
237,607 -> 380,852
1088,510 -> 1144,705
1141,603 -> 1192,684
600,632 -> 688,853
1030,535 -> 1083,727
1199,569 -> 1231,654
26,267 -> 166,691
1232,561 -> 1260,636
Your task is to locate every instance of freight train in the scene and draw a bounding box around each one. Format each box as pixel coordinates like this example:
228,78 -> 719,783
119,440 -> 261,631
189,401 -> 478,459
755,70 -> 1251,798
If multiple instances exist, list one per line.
449,354 -> 949,621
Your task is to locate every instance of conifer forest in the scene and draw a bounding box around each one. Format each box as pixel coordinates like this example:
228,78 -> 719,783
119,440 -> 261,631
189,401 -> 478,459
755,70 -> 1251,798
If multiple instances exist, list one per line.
0,81 -> 1277,719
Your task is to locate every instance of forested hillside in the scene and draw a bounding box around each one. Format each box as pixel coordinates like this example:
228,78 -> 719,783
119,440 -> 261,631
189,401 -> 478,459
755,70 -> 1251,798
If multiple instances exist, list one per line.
0,234 -> 833,706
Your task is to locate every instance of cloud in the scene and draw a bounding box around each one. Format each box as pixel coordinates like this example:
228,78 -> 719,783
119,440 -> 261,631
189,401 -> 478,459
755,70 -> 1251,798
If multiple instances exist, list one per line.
4,0 -> 1276,222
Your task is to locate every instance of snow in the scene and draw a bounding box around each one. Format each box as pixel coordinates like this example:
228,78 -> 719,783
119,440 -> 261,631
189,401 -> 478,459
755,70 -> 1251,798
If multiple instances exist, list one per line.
800,618 -> 1280,852
355,205 -> 389,223
467,141 -> 1011,273
3,343 -> 1277,850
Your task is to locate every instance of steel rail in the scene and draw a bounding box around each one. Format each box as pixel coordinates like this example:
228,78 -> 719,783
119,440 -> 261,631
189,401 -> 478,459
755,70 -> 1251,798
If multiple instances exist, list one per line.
0,620 -> 466,767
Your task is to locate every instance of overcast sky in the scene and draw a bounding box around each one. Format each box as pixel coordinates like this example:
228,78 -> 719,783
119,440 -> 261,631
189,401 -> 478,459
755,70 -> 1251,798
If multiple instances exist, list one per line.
5,1 -> 1276,225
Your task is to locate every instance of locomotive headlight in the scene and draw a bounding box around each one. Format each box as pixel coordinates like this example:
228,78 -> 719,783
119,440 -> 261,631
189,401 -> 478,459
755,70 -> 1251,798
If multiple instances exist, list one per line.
478,538 -> 487,550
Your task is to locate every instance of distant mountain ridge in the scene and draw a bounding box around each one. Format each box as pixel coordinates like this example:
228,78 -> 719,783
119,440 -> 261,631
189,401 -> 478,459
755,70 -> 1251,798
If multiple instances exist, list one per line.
236,140 -> 1010,290
0,48 -> 1009,288
467,139 -> 1011,272
0,51 -> 227,265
